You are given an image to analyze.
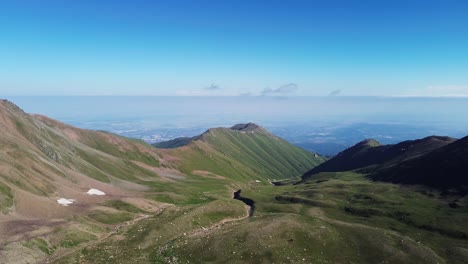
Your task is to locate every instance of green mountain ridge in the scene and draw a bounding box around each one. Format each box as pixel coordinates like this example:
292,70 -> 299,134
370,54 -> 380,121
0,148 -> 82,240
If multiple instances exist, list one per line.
154,122 -> 266,149
158,122 -> 326,182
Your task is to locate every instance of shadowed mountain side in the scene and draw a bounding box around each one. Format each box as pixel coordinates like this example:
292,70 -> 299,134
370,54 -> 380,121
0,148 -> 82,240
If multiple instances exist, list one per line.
370,136 -> 468,192
301,136 -> 456,181
153,136 -> 198,149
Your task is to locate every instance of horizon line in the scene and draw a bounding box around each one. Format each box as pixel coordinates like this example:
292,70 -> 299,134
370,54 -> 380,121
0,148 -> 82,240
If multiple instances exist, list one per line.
4,95 -> 468,99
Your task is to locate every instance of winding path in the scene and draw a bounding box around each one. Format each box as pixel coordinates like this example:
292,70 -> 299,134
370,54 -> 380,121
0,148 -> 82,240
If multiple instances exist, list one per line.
41,213 -> 155,264
44,190 -> 254,263
187,204 -> 251,238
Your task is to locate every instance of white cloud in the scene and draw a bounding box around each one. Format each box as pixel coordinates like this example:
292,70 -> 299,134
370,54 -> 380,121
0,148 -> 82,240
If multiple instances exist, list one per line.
205,83 -> 220,90
175,89 -> 240,96
176,83 -> 232,96
328,89 -> 341,96
261,83 -> 298,96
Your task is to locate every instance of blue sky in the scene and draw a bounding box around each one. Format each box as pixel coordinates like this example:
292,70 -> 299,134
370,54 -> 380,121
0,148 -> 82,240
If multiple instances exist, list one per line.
1,0 -> 468,96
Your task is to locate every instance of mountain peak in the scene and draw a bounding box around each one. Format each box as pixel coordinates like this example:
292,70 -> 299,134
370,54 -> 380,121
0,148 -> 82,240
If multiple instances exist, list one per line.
356,138 -> 381,147
0,99 -> 26,115
333,138 -> 381,158
155,123 -> 269,149
230,123 -> 262,132
420,135 -> 456,144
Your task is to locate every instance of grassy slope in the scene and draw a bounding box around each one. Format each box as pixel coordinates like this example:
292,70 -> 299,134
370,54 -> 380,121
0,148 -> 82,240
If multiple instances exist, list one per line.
0,100 -> 168,262
163,127 -> 325,182
0,181 -> 14,213
56,172 -> 468,264
0,100 -> 164,199
275,173 -> 468,263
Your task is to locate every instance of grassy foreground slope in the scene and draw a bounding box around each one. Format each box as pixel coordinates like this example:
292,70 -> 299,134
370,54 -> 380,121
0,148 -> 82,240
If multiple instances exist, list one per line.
56,172 -> 468,264
157,123 -> 325,182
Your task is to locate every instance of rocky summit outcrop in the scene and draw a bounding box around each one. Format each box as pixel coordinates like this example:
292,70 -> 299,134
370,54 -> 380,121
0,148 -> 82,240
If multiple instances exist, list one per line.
230,123 -> 262,132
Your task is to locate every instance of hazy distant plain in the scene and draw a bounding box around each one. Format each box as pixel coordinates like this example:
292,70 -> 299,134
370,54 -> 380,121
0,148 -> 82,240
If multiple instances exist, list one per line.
6,96 -> 468,155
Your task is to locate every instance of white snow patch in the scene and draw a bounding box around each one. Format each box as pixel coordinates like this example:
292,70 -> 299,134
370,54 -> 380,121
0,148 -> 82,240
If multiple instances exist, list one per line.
87,188 -> 106,196
57,198 -> 75,206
